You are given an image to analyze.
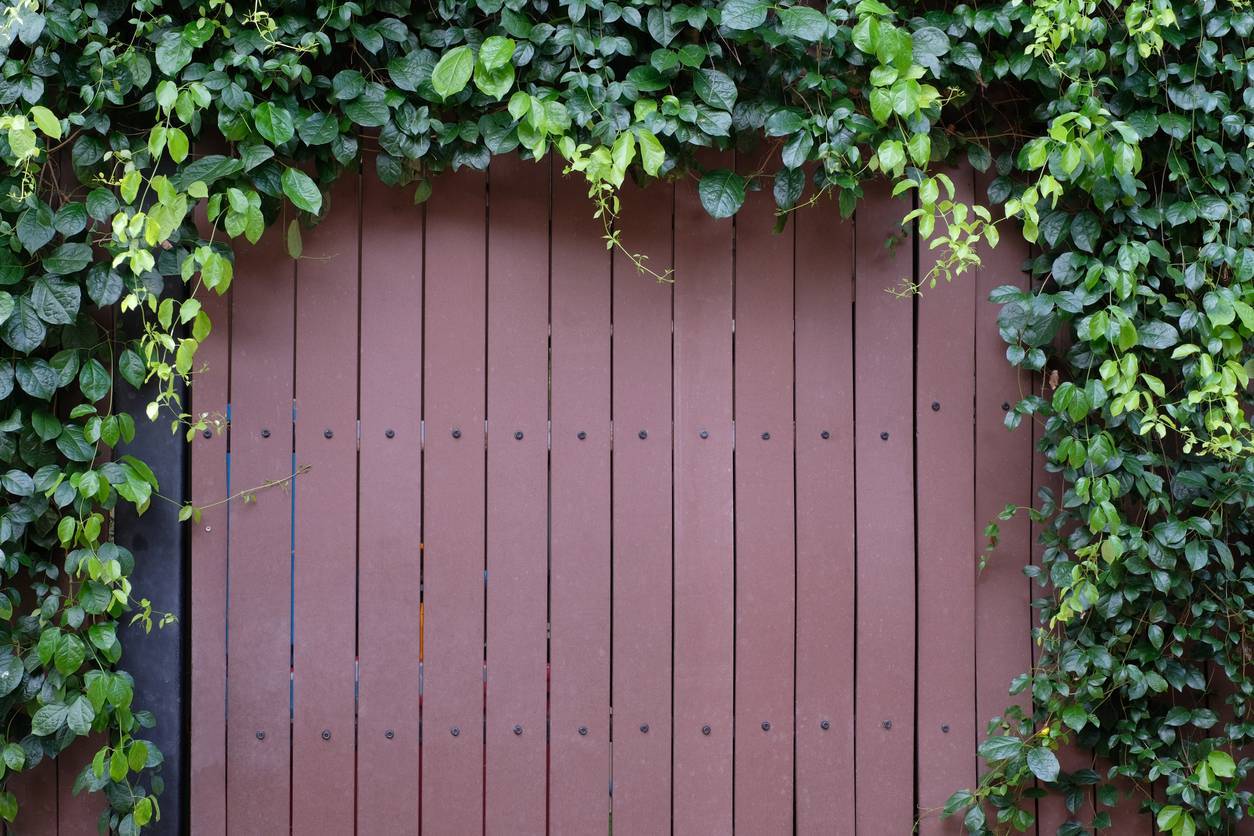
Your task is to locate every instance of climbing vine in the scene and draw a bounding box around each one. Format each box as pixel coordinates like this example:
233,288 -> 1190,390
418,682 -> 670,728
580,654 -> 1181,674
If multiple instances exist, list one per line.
0,0 -> 1249,832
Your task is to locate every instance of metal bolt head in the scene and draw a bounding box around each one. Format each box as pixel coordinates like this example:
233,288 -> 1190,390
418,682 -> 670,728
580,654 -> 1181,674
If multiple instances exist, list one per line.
880,431 -> 890,441
638,430 -> 648,440
451,428 -> 461,439
941,724 -> 950,733
321,729 -> 331,740
702,724 -> 711,736
513,724 -> 523,735
260,428 -> 271,438
578,725 -> 588,736
514,431 -> 524,440
882,719 -> 892,730
450,726 -> 460,737
639,723 -> 649,734
761,721 -> 771,732
385,729 -> 395,739
1002,401 -> 1011,412
203,429 -> 213,439
931,401 -> 941,412
820,720 -> 831,731
821,430 -> 830,440
324,429 -> 334,439
699,430 -> 709,439
761,431 -> 770,440
255,730 -> 266,740
577,431 -> 587,440
385,429 -> 395,438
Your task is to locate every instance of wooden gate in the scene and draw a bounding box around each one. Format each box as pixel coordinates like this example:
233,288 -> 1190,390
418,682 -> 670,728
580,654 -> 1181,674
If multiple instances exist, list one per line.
184,157 -> 1145,835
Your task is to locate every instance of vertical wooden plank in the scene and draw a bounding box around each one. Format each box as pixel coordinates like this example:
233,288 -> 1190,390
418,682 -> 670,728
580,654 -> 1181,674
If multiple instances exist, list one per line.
55,740 -> 99,834
549,171 -> 612,835
290,175 -> 360,835
484,154 -> 550,835
226,226 -> 295,835
672,155 -> 734,836
794,192 -> 856,834
973,176 -> 1034,774
422,167 -> 487,836
7,759 -> 56,835
610,179 -> 673,835
732,157 -> 795,834
853,178 -> 915,834
356,164 -> 423,834
189,276 -> 229,836
916,166 -> 978,835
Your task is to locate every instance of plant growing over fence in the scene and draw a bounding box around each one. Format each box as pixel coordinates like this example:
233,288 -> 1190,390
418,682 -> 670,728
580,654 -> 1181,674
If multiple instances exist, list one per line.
0,0 -> 1249,832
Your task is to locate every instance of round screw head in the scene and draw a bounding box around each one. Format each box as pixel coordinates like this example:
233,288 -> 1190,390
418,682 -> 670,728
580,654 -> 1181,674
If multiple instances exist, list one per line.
385,729 -> 395,739
941,724 -> 950,733
385,429 -> 395,438
820,719 -> 831,731
203,429 -> 213,439
514,431 -> 524,440
639,724 -> 649,734
450,726 -> 460,737
702,724 -> 712,736
324,429 -> 334,439
821,430 -> 830,440
638,430 -> 648,440
321,729 -> 331,740
880,431 -> 890,441
699,430 -> 709,439
577,431 -> 587,440
882,719 -> 892,730
255,730 -> 266,740
513,724 -> 523,735
931,401 -> 941,412
451,428 -> 461,439
578,725 -> 588,736
260,428 -> 271,438
761,721 -> 771,732
761,431 -> 770,440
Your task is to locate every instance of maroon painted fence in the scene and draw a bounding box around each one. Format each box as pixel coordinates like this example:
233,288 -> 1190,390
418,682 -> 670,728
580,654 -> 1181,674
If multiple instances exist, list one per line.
184,159 -> 1150,835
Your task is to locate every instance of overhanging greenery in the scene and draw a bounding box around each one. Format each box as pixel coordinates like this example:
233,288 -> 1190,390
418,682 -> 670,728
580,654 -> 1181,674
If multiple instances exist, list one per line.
0,0 -> 1249,832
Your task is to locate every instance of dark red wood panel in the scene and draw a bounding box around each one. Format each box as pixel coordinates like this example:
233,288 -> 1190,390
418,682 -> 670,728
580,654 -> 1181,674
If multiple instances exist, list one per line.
485,153 -> 550,834
794,192 -> 856,833
8,759 -> 56,835
226,226 -> 295,835
421,166 -> 487,835
732,157 -> 795,834
356,164 -> 423,834
610,179 -> 673,835
973,182 -> 1034,782
916,166 -> 978,836
548,170 -> 612,835
189,278 -> 229,836
672,156 -> 734,836
55,738 -> 99,834
853,178 -> 916,834
291,174 -> 360,835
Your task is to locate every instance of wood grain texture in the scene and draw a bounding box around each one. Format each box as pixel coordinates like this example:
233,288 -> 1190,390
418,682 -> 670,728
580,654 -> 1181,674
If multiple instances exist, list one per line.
485,153 -> 550,835
794,191 -> 856,835
356,163 -> 424,835
672,153 -> 734,836
853,178 -> 916,834
548,171 -> 612,836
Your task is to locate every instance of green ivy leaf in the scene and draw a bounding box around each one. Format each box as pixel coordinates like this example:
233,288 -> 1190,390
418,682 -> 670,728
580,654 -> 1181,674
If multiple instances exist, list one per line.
777,6 -> 827,41
1026,747 -> 1060,782
432,46 -> 475,99
694,69 -> 738,111
253,102 -> 296,145
719,0 -> 768,30
281,168 -> 323,215
698,169 -> 747,218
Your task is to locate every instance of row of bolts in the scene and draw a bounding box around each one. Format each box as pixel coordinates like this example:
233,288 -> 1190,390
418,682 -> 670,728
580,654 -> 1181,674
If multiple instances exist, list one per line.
257,719 -> 966,741
210,401 -> 1012,442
